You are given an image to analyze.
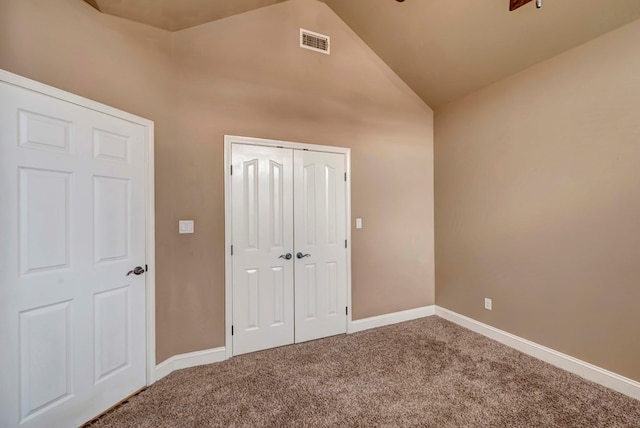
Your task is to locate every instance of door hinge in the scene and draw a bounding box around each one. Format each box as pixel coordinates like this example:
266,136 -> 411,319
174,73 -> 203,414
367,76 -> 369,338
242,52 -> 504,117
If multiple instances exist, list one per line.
231,325 -> 234,336
230,165 -> 233,175
344,172 -> 347,182
231,245 -> 234,255
346,306 -> 348,316
345,239 -> 347,249
145,264 -> 148,272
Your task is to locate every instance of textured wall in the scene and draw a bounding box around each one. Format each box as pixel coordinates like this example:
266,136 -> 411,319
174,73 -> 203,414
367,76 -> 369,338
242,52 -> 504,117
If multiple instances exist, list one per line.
435,19 -> 640,382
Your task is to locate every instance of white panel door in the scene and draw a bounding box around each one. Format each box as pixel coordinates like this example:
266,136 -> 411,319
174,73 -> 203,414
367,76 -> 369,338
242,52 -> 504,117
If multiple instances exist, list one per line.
231,143 -> 348,355
0,81 -> 147,427
231,144 -> 295,355
294,150 -> 347,343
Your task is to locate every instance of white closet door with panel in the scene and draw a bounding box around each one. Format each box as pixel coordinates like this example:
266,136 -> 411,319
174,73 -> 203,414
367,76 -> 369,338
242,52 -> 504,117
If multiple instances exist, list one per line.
231,144 -> 295,356
230,142 -> 347,356
294,150 -> 347,343
0,79 -> 148,428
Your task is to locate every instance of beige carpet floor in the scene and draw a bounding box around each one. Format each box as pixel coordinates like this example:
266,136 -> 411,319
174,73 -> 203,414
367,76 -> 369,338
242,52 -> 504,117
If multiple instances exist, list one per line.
88,316 -> 640,427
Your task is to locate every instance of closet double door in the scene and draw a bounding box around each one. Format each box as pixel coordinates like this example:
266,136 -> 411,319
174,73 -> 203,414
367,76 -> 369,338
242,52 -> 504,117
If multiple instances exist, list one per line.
231,144 -> 347,356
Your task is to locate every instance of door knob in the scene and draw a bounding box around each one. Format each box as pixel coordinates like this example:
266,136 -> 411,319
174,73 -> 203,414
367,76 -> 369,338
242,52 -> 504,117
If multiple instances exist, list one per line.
296,252 -> 311,259
278,253 -> 292,260
126,266 -> 146,276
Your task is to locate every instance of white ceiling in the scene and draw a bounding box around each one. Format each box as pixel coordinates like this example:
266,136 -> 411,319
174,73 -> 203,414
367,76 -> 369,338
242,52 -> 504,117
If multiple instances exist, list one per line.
86,0 -> 640,107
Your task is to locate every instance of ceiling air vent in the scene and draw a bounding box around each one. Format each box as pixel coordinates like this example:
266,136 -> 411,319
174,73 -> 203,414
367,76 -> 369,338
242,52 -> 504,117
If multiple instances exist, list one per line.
300,29 -> 330,55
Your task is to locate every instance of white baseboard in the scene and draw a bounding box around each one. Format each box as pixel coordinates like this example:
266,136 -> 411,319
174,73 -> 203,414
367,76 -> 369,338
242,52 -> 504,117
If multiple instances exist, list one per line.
155,347 -> 226,381
435,306 -> 640,400
348,305 -> 435,334
152,308 -> 639,401
154,305 -> 437,381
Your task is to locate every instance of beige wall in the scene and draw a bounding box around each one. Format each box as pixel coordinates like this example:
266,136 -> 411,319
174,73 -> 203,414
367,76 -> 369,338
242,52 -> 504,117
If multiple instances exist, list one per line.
435,19 -> 640,382
0,0 -> 172,123
1,0 -> 435,363
165,0 -> 434,361
3,0 -> 636,386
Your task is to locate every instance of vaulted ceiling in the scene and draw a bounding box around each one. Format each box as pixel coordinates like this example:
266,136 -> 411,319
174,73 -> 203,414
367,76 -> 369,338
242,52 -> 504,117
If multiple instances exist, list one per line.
86,0 -> 287,32
86,0 -> 640,107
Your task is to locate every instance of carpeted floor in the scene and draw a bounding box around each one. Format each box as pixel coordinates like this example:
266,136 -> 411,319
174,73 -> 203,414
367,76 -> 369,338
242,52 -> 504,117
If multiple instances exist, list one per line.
88,317 -> 640,427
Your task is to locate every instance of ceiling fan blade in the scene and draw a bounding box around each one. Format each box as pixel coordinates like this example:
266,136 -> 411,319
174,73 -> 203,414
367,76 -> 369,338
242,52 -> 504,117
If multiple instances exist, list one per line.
510,0 -> 533,11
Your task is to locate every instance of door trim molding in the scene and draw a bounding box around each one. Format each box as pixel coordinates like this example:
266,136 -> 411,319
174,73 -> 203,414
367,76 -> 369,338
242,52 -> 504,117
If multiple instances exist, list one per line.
224,135 -> 352,359
0,69 -> 157,386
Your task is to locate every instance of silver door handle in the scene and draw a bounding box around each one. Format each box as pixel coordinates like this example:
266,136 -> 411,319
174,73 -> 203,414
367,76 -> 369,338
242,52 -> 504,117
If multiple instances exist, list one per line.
126,266 -> 146,276
278,253 -> 292,260
296,252 -> 311,259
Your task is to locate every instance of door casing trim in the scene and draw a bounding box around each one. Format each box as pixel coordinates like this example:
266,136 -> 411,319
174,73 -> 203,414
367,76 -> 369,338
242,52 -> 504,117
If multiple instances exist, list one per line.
0,69 -> 157,386
224,135 -> 352,359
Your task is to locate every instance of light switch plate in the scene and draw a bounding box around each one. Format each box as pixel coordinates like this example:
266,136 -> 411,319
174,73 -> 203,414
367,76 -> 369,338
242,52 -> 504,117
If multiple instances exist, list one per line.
355,218 -> 363,229
179,220 -> 194,234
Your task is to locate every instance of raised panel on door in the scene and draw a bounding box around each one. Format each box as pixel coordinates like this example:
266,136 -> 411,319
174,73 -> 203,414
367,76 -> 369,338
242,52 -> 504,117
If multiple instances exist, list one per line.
0,79 -> 147,428
94,287 -> 132,384
19,168 -> 71,275
294,150 -> 347,343
231,144 -> 294,356
18,301 -> 73,423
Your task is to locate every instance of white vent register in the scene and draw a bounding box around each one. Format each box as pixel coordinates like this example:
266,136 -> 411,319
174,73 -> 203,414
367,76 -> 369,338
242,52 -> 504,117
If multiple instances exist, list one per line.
300,28 -> 330,54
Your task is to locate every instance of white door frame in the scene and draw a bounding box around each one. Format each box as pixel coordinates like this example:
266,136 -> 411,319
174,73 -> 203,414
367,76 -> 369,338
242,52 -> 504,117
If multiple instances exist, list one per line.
224,135 -> 352,359
0,69 -> 157,385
